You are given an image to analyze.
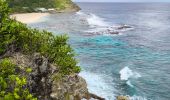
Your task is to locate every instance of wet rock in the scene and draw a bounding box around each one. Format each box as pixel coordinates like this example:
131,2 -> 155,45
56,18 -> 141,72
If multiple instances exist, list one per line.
89,93 -> 105,100
117,96 -> 130,100
117,25 -> 132,30
110,31 -> 119,34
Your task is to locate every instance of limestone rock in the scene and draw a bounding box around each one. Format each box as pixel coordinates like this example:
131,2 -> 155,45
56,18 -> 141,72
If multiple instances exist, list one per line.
5,52 -> 104,100
117,96 -> 130,100
9,53 -> 55,100
51,74 -> 89,100
117,25 -> 132,30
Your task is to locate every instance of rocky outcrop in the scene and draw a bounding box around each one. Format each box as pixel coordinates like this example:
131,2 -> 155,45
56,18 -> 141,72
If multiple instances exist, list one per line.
89,93 -> 105,100
3,52 -> 103,100
117,96 -> 130,100
9,53 -> 54,100
51,75 -> 89,100
117,25 -> 132,30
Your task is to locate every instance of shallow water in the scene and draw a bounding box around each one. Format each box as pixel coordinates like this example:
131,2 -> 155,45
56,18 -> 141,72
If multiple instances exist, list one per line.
30,3 -> 170,100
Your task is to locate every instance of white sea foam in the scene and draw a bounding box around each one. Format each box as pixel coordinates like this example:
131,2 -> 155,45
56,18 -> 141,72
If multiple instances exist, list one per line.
119,67 -> 141,81
76,11 -> 109,27
120,67 -> 133,81
76,11 -> 134,36
130,95 -> 147,100
126,80 -> 134,87
86,14 -> 109,27
119,67 -> 141,88
76,11 -> 86,16
80,70 -> 145,100
79,71 -> 116,100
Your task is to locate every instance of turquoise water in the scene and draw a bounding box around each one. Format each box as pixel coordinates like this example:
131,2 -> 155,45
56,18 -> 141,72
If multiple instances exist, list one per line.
30,3 -> 170,100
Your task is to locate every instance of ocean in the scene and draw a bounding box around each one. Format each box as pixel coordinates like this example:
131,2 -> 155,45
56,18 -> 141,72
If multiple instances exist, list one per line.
29,3 -> 170,100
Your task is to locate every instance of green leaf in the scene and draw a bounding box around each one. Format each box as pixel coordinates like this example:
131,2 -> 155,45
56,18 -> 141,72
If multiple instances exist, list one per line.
14,92 -> 20,99
4,93 -> 14,100
26,68 -> 32,73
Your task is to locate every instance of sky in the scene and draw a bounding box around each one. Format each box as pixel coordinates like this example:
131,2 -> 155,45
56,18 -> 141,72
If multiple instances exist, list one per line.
73,0 -> 170,2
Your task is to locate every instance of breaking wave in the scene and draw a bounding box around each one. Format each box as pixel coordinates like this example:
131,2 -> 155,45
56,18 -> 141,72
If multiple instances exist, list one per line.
76,11 -> 109,27
86,14 -> 109,27
120,67 -> 141,81
76,11 -> 133,36
119,67 -> 141,88
79,71 -> 116,100
130,95 -> 147,100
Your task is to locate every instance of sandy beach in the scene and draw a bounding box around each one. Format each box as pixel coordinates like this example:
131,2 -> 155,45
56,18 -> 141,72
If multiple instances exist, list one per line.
10,13 -> 49,24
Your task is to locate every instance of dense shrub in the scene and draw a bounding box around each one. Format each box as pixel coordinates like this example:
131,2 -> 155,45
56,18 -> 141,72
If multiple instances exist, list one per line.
0,58 -> 37,100
0,0 -> 81,76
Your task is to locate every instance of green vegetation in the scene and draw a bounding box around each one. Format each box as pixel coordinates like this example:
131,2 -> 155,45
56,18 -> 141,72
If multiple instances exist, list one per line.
0,59 -> 37,100
0,0 -> 81,99
0,0 -> 80,75
55,0 -> 75,10
7,0 -> 79,13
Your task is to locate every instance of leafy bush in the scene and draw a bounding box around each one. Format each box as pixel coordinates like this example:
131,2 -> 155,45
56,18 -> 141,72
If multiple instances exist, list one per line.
0,0 -> 81,75
0,58 -> 37,100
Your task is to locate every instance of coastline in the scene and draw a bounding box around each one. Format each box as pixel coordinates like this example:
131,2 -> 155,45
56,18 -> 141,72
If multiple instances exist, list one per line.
10,13 -> 49,24
9,12 -> 107,100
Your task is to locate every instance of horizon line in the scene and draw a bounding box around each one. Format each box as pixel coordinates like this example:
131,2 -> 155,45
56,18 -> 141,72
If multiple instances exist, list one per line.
74,1 -> 170,3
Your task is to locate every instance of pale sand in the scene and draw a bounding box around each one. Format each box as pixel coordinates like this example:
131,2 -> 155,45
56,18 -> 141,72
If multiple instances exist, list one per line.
10,13 -> 49,24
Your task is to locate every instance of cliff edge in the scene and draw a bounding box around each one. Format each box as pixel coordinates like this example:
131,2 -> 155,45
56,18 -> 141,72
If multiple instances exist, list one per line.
2,52 -> 88,100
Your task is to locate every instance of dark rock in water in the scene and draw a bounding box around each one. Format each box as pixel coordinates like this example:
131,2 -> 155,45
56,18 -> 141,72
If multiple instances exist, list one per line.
89,93 -> 105,100
110,31 -> 119,34
117,25 -> 132,30
96,32 -> 101,35
86,30 -> 119,36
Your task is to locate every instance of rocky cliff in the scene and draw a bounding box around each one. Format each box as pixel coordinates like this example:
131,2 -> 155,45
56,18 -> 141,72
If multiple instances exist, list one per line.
1,52 -> 104,100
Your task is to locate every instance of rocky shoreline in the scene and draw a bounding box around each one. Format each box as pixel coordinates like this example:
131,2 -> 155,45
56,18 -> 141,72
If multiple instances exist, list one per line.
4,1 -> 132,99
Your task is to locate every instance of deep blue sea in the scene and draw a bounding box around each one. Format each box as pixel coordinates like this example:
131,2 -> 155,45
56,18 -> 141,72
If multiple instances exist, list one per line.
30,3 -> 170,100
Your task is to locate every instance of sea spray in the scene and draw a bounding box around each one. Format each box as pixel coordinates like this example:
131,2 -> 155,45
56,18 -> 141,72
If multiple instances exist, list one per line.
86,14 -> 109,27
120,67 -> 134,81
76,11 -> 133,36
119,66 -> 141,89
120,67 -> 141,81
79,71 -> 116,100
119,67 -> 146,100
129,95 -> 148,100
